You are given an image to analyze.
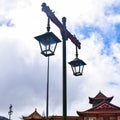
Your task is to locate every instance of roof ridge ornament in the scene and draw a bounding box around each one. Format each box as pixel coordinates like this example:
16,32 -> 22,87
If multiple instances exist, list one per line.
35,108 -> 37,112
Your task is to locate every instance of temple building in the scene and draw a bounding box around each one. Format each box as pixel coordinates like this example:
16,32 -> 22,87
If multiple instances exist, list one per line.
22,108 -> 43,120
22,91 -> 120,120
22,108 -> 79,120
77,91 -> 120,120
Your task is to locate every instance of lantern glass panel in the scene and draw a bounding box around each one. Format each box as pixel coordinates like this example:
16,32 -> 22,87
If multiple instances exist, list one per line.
72,66 -> 83,76
39,38 -> 57,56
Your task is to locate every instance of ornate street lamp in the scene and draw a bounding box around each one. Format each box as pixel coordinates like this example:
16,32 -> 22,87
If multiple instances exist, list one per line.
69,46 -> 86,76
34,3 -> 86,120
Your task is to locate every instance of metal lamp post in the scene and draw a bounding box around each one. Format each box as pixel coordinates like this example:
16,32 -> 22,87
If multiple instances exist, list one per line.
34,3 -> 86,120
34,18 -> 61,120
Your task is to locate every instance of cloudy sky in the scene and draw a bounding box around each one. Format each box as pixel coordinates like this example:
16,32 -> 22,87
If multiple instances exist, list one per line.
0,0 -> 120,120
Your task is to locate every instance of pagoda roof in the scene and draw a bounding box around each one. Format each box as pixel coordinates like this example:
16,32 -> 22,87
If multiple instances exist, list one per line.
77,101 -> 120,116
22,108 -> 42,120
89,91 -> 113,104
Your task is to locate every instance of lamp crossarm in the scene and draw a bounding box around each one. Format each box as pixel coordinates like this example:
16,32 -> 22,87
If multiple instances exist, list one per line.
41,3 -> 81,49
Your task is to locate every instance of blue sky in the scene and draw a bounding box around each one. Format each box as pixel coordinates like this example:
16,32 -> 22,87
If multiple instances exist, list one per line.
0,0 -> 120,120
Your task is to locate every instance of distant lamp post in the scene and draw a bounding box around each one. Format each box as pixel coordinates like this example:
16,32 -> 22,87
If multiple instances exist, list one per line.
69,46 -> 86,76
8,104 -> 13,120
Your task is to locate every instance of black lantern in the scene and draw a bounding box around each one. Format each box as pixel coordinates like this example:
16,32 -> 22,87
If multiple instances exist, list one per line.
69,58 -> 86,76
69,46 -> 86,76
34,32 -> 61,57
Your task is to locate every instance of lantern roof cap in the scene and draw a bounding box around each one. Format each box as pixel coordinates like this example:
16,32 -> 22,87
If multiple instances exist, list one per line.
34,32 -> 61,44
68,57 -> 86,66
